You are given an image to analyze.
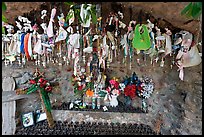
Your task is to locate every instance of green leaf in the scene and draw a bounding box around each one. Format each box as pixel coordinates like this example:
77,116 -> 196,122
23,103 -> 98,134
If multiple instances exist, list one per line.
184,4 -> 193,18
181,2 -> 193,15
181,2 -> 202,19
196,2 -> 202,9
191,3 -> 202,19
2,2 -> 7,11
2,15 -> 7,22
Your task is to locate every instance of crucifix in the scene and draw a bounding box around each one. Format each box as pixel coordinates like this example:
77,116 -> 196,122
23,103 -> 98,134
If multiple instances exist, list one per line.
15,68 -> 58,128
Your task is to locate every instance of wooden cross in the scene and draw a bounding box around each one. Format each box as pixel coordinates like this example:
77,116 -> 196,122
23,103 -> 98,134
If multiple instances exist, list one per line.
16,68 -> 57,128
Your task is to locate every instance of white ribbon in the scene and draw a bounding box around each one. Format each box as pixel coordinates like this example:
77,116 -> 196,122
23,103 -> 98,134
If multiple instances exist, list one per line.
47,8 -> 56,38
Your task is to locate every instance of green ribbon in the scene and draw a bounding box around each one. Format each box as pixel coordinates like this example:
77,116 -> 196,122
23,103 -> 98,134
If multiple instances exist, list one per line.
40,88 -> 52,113
27,85 -> 39,94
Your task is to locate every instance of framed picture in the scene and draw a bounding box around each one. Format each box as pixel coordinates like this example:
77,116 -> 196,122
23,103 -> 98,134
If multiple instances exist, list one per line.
22,112 -> 34,128
35,110 -> 47,123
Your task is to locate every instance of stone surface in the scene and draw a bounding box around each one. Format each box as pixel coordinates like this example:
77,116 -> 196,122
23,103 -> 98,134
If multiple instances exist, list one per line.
15,72 -> 32,85
11,72 -> 22,78
59,79 -> 75,103
2,77 -> 16,91
2,101 -> 16,135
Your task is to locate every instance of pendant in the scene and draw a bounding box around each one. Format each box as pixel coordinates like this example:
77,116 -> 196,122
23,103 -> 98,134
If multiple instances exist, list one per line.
22,55 -> 26,66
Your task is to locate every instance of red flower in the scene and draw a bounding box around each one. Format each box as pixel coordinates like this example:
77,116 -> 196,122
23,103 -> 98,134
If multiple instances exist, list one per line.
137,85 -> 143,91
42,80 -> 48,86
124,85 -> 136,99
45,86 -> 52,92
29,79 -> 36,84
39,79 -> 48,88
38,78 -> 44,83
78,85 -> 83,91
109,80 -> 119,89
114,81 -> 119,89
40,83 -> 45,88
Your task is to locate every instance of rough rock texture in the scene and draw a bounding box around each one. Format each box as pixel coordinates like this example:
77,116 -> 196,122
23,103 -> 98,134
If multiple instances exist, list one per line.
102,2 -> 201,36
4,2 -> 45,24
2,77 -> 16,91
4,2 -> 201,36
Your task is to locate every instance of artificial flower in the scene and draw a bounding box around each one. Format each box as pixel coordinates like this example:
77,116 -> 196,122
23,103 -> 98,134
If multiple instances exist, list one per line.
109,79 -> 119,89
86,89 -> 94,97
78,85 -> 83,91
45,86 -> 52,92
38,78 -> 44,83
29,79 -> 36,84
112,89 -> 120,96
124,84 -> 136,99
40,83 -> 45,88
106,87 -> 111,93
42,80 -> 48,86
137,84 -> 144,91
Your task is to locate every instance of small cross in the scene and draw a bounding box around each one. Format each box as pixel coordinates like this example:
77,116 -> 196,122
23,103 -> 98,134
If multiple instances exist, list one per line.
33,68 -> 44,78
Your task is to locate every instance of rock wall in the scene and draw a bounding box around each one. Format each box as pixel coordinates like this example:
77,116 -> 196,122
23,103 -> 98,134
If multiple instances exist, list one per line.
5,2 -> 201,34
102,2 -> 200,35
